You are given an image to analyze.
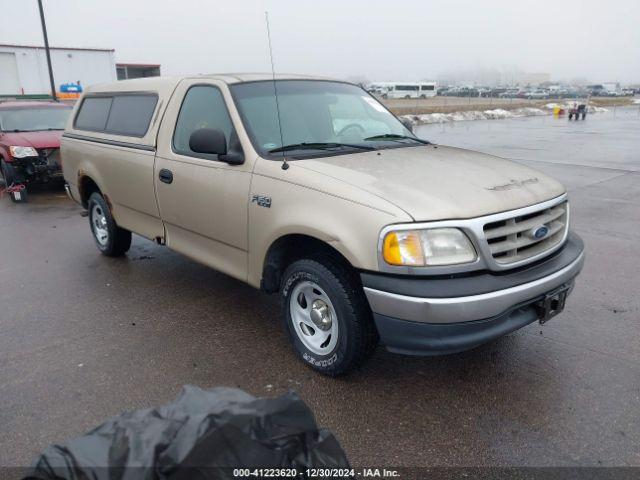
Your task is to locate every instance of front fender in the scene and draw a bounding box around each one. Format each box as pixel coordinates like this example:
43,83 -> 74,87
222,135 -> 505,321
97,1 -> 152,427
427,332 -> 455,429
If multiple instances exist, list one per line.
246,175 -> 410,288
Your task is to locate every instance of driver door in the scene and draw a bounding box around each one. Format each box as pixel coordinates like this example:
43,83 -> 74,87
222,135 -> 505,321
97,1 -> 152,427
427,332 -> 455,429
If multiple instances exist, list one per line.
154,79 -> 253,282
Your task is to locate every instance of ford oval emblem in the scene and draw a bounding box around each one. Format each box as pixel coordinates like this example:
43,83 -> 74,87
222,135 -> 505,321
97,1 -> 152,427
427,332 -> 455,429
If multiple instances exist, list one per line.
531,225 -> 549,239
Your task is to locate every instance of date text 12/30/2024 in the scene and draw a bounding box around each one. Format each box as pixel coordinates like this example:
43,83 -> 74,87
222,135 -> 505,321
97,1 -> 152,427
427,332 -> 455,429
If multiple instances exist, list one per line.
233,468 -> 401,478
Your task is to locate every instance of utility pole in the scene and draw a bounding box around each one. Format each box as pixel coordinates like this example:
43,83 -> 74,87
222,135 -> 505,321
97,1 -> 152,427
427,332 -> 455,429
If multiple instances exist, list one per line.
37,0 -> 57,101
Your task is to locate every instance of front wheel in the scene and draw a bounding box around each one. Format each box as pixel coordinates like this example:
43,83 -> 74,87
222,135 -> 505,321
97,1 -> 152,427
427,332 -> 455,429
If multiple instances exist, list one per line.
280,257 -> 378,376
87,192 -> 132,256
0,160 -> 15,187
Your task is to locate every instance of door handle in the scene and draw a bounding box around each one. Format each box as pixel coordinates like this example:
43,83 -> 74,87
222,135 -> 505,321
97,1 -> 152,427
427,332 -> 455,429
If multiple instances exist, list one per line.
159,169 -> 173,184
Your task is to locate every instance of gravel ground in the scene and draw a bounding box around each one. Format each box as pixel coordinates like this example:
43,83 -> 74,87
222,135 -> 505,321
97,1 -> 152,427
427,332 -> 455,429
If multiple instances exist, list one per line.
381,95 -> 635,115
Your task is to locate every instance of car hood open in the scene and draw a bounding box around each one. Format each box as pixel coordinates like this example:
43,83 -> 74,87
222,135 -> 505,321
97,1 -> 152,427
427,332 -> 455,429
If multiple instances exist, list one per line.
295,145 -> 566,221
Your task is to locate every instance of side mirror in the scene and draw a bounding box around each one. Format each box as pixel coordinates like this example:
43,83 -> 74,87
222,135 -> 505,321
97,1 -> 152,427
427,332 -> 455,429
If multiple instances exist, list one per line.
189,128 -> 244,165
189,128 -> 227,155
400,118 -> 414,133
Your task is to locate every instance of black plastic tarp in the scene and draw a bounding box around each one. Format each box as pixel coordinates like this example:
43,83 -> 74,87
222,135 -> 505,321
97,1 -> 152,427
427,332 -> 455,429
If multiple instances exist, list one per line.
24,386 -> 349,480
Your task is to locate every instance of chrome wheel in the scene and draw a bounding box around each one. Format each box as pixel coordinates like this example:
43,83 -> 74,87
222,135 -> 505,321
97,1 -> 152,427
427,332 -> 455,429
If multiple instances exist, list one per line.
289,281 -> 339,355
91,204 -> 109,246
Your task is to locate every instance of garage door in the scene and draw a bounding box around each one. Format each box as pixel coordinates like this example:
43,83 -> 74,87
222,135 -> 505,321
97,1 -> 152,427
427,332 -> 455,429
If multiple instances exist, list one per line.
0,52 -> 20,95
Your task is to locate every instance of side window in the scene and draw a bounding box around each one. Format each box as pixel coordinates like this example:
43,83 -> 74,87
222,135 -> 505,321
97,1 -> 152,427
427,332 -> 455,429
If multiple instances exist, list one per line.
105,95 -> 158,137
74,94 -> 157,137
173,86 -> 234,158
74,97 -> 112,131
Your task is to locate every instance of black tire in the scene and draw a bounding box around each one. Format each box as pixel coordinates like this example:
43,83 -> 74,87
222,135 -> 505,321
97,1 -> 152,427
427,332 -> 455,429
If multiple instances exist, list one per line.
280,256 -> 378,376
87,192 -> 131,256
1,159 -> 15,187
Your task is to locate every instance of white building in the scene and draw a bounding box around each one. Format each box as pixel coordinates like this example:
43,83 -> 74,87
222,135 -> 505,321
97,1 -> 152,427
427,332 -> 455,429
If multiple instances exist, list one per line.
602,82 -> 621,93
0,43 -> 117,96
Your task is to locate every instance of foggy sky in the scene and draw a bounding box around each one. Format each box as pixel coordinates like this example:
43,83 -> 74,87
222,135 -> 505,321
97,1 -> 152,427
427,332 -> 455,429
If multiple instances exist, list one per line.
2,0 -> 639,84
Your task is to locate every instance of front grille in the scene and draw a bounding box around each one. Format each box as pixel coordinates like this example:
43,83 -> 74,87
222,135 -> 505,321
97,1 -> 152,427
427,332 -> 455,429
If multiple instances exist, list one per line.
483,201 -> 568,264
37,148 -> 61,167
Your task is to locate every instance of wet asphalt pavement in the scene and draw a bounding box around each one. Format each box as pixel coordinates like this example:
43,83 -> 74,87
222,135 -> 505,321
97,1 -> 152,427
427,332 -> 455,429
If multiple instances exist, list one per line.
1,107 -> 639,469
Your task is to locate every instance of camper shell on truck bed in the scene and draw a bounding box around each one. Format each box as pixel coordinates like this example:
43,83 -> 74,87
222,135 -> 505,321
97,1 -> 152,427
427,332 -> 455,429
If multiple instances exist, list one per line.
62,74 -> 584,376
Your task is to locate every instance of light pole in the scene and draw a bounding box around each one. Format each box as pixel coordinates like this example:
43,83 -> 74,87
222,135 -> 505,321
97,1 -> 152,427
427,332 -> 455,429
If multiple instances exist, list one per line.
37,0 -> 57,101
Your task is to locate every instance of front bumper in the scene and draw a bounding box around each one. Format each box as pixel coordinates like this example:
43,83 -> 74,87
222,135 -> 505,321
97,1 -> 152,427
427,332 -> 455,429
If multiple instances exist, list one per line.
361,232 -> 585,355
7,151 -> 62,183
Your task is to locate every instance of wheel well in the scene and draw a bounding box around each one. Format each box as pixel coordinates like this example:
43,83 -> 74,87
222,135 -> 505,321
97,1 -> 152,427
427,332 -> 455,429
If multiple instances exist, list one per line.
261,234 -> 354,293
78,176 -> 101,209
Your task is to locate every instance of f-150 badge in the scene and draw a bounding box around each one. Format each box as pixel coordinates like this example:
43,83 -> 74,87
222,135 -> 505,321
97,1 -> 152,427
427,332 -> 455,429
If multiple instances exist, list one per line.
251,194 -> 272,208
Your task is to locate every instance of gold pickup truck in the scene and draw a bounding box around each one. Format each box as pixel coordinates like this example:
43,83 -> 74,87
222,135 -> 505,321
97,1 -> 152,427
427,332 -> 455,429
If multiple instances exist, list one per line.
62,74 -> 584,376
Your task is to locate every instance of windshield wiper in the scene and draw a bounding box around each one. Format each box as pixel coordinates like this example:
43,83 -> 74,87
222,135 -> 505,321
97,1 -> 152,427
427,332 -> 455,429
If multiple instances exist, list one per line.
268,142 -> 375,154
363,134 -> 431,145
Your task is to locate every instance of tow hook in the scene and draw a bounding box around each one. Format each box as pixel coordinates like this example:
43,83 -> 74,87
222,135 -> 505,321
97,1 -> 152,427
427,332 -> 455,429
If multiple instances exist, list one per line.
0,183 -> 27,203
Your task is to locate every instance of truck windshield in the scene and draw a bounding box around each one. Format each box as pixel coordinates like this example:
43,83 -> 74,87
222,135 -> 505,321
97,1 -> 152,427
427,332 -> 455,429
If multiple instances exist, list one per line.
230,80 -> 422,158
0,107 -> 72,132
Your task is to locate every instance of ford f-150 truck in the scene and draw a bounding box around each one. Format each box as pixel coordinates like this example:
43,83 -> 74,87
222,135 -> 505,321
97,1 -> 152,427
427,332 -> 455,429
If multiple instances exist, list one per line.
61,74 -> 584,376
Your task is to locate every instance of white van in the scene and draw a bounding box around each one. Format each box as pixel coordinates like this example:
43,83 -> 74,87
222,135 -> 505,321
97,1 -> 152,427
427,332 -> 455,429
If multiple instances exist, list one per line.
377,82 -> 437,99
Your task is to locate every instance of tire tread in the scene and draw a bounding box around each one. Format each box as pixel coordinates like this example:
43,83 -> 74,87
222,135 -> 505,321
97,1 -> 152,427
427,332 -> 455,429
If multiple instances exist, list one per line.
281,254 -> 378,376
88,192 -> 132,257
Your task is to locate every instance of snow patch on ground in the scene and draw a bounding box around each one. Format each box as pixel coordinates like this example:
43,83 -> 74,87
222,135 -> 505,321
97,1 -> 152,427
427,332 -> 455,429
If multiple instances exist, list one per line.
403,103 -> 609,125
404,107 -> 547,125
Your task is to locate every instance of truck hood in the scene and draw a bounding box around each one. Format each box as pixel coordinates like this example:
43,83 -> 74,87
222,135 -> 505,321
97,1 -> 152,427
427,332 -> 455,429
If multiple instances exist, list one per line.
295,145 -> 566,221
0,130 -> 63,149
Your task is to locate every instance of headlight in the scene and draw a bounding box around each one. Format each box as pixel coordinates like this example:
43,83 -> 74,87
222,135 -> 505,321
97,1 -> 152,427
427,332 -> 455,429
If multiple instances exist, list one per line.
382,228 -> 477,267
9,146 -> 38,158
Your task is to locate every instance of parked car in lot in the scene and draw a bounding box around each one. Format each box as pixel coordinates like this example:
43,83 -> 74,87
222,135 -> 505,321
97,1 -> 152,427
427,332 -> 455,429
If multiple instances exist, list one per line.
527,89 -> 550,99
498,89 -> 519,98
0,101 -> 72,198
62,75 -> 585,376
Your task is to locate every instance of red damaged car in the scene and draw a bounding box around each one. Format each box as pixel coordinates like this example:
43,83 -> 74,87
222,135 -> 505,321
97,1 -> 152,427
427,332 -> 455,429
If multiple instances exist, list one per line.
0,101 -> 72,200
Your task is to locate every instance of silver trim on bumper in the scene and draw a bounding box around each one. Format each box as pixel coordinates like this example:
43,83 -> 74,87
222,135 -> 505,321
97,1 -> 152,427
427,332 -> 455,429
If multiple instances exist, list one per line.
364,251 -> 585,324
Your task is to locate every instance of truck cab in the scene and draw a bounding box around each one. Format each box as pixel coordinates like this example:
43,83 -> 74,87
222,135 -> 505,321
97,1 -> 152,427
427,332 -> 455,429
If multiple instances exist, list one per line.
62,74 -> 584,376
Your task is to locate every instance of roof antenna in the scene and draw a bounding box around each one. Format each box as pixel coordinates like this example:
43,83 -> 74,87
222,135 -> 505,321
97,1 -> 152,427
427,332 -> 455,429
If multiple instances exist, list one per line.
265,11 -> 288,170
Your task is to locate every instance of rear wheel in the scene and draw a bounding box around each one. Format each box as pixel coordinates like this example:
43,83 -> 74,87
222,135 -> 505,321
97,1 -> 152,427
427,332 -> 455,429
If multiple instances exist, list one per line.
280,256 -> 378,376
87,192 -> 131,256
